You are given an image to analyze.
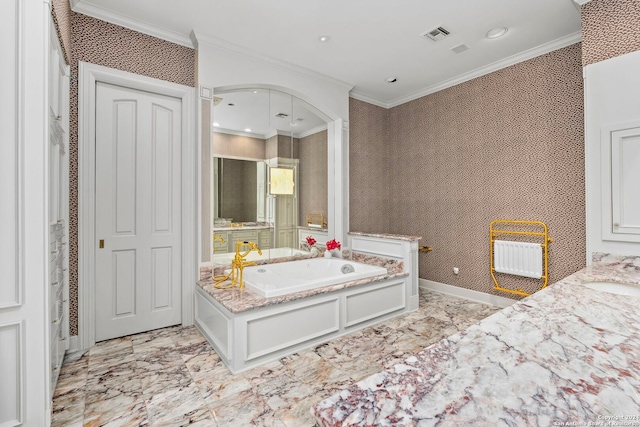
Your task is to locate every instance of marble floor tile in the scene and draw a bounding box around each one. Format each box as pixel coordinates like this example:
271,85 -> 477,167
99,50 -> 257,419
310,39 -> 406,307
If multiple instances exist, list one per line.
52,290 -> 502,426
144,383 -> 210,426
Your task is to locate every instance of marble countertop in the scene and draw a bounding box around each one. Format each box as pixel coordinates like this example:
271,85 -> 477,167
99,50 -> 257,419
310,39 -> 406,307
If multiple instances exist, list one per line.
312,253 -> 640,425
197,253 -> 407,314
349,231 -> 422,242
214,223 -> 272,231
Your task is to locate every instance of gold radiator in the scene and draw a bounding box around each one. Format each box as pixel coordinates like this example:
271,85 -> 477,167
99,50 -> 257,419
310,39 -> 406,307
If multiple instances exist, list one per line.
490,220 -> 552,297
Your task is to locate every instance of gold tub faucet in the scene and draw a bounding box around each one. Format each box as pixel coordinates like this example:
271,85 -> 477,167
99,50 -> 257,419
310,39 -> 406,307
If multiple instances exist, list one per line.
214,241 -> 262,290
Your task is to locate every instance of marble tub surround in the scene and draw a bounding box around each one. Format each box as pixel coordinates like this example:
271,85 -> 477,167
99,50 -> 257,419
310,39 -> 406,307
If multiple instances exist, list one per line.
348,231 -> 422,242
312,257 -> 640,426
298,225 -> 329,232
51,291 -> 501,427
198,254 -> 405,314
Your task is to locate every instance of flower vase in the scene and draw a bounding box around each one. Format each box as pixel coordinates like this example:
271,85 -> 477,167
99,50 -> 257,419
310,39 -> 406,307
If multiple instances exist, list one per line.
310,246 -> 320,256
324,249 -> 333,258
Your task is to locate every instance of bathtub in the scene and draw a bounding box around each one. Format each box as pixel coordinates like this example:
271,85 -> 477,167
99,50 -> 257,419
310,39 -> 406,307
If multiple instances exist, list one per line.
242,258 -> 387,297
212,247 -> 309,266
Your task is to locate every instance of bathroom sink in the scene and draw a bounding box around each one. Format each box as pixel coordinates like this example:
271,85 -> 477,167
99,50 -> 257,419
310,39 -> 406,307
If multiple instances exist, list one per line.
580,281 -> 640,296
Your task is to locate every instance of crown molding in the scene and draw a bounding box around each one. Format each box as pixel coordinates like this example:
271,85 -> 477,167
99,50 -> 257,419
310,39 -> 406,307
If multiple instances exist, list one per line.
70,0 -> 194,48
348,92 -> 390,109
213,124 -> 326,140
214,128 -> 268,140
573,0 -> 592,5
351,31 -> 582,109
192,31 -> 354,93
297,124 -> 328,139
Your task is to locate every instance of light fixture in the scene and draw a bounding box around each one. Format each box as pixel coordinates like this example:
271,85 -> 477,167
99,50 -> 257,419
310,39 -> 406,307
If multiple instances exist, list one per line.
486,27 -> 508,39
318,35 -> 331,42
252,90 -> 258,94
244,128 -> 252,132
386,77 -> 398,83
213,122 -> 220,127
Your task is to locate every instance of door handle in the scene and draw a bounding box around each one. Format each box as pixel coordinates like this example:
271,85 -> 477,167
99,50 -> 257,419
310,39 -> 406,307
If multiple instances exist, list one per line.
99,239 -> 104,249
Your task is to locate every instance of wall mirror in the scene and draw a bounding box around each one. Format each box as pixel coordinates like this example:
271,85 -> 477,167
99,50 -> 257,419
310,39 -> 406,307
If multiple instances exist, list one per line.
211,87 -> 331,266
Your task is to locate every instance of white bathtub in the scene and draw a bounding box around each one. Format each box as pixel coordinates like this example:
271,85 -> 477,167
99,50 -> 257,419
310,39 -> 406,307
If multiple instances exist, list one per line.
242,258 -> 387,297
212,247 -> 309,266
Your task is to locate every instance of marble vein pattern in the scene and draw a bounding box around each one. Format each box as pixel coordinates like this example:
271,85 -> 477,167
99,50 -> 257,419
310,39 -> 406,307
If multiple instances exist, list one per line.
312,254 -> 640,426
199,254 -> 405,314
51,290 -> 500,426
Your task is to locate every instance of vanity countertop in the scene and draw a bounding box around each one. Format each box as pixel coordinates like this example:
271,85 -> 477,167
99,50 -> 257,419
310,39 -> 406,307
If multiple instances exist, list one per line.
197,253 -> 407,314
312,253 -> 640,426
214,223 -> 272,232
349,231 -> 422,242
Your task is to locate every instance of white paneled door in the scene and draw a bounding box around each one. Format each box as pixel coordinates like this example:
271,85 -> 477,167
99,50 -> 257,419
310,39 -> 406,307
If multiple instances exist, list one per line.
95,82 -> 182,342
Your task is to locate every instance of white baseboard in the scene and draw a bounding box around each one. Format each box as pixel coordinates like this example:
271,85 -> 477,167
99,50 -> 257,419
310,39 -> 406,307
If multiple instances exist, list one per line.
68,335 -> 80,353
419,279 -> 516,308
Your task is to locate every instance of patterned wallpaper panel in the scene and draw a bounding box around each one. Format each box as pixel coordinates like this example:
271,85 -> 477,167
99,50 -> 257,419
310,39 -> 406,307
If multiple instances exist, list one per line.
65,10 -> 196,336
349,99 -> 391,234
298,130 -> 328,225
51,0 -> 72,64
582,0 -> 640,66
350,44 -> 586,299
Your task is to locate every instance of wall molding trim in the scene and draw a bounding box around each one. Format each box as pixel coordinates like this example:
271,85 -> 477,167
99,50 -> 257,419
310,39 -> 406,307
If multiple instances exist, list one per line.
573,0 -> 592,5
419,279 -> 516,309
77,62 -> 197,352
70,0 -> 193,48
191,31 -> 354,94
351,31 -> 582,109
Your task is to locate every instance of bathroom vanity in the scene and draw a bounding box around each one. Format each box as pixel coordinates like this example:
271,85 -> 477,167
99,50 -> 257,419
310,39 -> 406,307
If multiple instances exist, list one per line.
312,253 -> 640,425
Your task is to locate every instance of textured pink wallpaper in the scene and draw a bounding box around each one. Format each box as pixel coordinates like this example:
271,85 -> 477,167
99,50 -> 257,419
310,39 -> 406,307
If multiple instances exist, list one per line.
298,130 -> 328,224
349,100 -> 391,234
581,0 -> 640,66
350,44 -> 586,298
66,12 -> 196,335
51,0 -> 72,64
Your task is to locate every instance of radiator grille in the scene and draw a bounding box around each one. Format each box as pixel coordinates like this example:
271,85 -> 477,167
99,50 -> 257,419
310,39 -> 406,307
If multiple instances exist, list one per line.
493,240 -> 543,279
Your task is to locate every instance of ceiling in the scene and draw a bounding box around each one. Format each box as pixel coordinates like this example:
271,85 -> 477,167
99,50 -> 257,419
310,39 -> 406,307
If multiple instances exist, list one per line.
71,0 -> 581,108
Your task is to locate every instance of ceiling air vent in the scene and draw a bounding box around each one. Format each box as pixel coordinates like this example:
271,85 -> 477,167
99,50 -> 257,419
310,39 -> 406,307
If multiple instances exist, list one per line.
451,44 -> 469,54
421,26 -> 452,42
275,113 -> 289,118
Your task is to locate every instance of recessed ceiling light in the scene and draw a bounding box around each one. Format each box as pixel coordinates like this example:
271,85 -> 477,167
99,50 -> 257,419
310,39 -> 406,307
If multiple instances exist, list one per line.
318,35 -> 331,42
486,27 -> 508,39
252,90 -> 258,94
386,77 -> 398,83
213,122 -> 220,127
244,128 -> 252,132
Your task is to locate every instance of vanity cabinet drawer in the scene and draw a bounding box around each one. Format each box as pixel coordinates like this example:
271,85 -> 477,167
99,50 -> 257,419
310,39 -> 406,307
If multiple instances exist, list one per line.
258,230 -> 272,247
231,230 -> 259,243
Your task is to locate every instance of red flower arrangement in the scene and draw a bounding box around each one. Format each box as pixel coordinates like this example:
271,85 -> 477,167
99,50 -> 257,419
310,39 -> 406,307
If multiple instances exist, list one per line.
326,239 -> 341,251
306,236 -> 317,247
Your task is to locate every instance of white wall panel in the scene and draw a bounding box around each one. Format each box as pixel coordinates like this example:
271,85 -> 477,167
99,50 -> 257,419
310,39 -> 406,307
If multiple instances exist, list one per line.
151,247 -> 172,309
0,323 -> 22,427
114,250 -> 136,316
115,101 -> 137,235
0,0 -> 19,309
152,104 -> 172,233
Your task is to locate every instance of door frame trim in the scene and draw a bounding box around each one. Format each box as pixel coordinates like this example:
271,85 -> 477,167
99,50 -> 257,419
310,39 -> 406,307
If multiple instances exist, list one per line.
78,62 -> 196,351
